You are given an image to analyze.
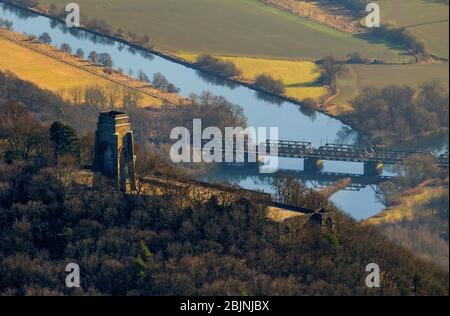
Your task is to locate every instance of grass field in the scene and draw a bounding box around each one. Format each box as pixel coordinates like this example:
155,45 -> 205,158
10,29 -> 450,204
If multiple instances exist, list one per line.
332,62 -> 449,106
367,186 -> 448,225
330,0 -> 449,107
178,53 -> 327,101
39,0 -> 411,62
365,184 -> 449,270
379,0 -> 449,58
0,36 -> 162,106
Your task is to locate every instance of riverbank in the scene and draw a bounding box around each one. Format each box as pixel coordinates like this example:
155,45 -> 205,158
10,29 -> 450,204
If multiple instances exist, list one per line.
1,1 -> 351,116
0,27 -> 188,107
365,178 -> 449,270
1,0 -> 447,148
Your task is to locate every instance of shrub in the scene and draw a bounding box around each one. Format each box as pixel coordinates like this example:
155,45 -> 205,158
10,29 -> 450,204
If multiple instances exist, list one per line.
254,74 -> 285,94
196,55 -> 241,77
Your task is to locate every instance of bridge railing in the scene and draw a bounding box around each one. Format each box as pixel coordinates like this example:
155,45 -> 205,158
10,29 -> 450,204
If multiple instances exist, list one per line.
148,136 -> 448,166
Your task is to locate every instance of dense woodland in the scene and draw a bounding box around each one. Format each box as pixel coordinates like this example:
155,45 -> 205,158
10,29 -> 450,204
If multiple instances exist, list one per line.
0,72 -> 449,295
374,155 -> 449,270
0,154 -> 447,295
1,1 -> 449,296
0,118 -> 448,295
347,81 -> 449,143
378,190 -> 449,270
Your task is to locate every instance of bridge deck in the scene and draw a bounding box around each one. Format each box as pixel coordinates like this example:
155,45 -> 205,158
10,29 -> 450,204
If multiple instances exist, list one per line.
149,138 -> 449,167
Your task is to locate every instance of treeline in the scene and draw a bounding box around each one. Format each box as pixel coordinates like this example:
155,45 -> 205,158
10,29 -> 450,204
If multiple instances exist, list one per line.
0,17 -> 13,29
45,1 -> 152,48
254,74 -> 285,94
58,84 -> 144,109
195,55 -> 286,95
0,70 -> 246,146
5,0 -> 39,8
0,70 -> 98,133
312,0 -> 427,56
136,91 -> 247,144
315,0 -> 370,16
368,26 -> 426,56
376,154 -> 448,209
195,54 -> 241,78
377,189 -> 449,270
0,71 -> 448,296
0,142 -> 448,295
348,81 -> 449,142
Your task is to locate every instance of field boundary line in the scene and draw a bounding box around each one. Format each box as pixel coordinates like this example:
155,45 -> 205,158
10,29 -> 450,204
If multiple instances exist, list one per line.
0,29 -> 187,106
256,0 -> 361,35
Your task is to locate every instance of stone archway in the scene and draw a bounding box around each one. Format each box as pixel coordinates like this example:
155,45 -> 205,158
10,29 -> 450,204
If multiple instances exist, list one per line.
103,143 -> 115,177
93,111 -> 136,192
119,147 -> 129,190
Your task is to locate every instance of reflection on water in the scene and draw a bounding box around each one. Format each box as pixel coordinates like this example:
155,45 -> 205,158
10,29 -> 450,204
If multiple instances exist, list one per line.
255,91 -> 284,106
0,2 -> 356,145
1,2 -> 447,219
196,71 -> 240,89
199,163 -> 386,220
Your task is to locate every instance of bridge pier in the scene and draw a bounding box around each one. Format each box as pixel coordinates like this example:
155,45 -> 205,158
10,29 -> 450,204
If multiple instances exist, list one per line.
363,161 -> 383,176
304,158 -> 324,173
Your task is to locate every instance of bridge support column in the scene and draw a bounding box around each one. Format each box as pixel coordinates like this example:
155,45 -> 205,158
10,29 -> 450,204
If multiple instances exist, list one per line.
304,158 -> 324,173
364,161 -> 383,176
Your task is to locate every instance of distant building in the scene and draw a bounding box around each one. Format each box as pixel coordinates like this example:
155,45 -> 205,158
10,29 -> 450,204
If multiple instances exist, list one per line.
93,111 -> 136,192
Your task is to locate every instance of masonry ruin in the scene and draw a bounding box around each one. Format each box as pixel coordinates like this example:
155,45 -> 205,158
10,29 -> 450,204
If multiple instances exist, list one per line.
93,111 -> 136,192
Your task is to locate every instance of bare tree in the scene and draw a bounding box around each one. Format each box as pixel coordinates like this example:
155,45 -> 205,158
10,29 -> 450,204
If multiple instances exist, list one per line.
106,83 -> 121,109
69,86 -> 83,105
122,87 -> 143,108
0,101 -> 45,160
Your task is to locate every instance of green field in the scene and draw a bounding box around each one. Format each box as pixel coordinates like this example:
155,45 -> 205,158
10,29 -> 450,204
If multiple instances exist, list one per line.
332,62 -> 449,105
379,0 -> 449,58
39,0 -> 410,61
38,0 -> 449,110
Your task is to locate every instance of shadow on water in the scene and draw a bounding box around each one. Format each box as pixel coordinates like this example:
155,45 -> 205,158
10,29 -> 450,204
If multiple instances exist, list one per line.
1,3 -> 34,20
1,1 -> 439,219
49,19 -> 58,29
196,70 -> 240,89
255,91 -> 284,106
335,125 -> 363,145
297,105 -> 317,121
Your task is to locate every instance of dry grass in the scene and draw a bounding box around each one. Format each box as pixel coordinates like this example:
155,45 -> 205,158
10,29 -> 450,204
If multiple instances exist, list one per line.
261,0 -> 361,33
0,30 -> 188,107
366,186 -> 448,225
266,206 -> 306,222
178,53 -> 327,101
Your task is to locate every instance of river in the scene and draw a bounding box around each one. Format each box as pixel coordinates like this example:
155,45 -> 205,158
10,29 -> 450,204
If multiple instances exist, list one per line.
1,2 -> 447,220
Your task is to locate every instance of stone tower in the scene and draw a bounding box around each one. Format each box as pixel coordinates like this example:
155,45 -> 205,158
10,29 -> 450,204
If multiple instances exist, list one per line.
93,111 -> 136,192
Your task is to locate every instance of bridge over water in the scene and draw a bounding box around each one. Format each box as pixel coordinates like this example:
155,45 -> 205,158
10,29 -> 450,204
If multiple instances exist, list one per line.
150,137 -> 449,176
262,141 -> 449,175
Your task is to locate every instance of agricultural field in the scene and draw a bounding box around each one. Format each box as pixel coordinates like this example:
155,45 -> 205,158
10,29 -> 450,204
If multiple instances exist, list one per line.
39,0 -> 410,62
260,0 -> 361,33
178,53 -> 327,101
331,62 -> 449,106
379,0 -> 449,58
0,35 -> 163,107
